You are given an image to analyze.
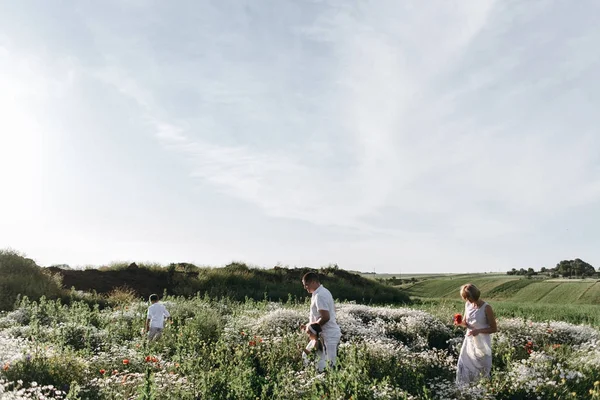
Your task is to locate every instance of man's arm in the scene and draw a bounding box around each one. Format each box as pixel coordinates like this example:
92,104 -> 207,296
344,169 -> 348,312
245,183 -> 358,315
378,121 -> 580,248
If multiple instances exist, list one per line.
315,309 -> 330,327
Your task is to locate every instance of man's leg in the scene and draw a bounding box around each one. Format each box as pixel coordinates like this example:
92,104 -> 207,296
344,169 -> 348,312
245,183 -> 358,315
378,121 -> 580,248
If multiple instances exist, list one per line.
322,333 -> 341,369
316,350 -> 327,372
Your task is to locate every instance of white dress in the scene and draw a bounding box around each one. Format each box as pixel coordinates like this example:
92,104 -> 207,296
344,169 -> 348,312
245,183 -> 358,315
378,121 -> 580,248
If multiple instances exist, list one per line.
456,301 -> 492,386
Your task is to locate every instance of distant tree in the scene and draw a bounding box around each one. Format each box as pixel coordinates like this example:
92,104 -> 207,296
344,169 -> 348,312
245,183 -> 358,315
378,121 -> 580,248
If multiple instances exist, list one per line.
555,259 -> 595,278
556,260 -> 572,277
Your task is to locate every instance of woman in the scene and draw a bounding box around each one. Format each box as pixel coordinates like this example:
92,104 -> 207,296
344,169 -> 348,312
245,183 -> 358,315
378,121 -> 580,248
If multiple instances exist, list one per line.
454,283 -> 498,386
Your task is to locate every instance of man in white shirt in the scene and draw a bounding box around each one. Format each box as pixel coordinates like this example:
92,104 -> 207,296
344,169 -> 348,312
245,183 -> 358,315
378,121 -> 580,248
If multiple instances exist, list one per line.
301,272 -> 342,371
145,294 -> 170,341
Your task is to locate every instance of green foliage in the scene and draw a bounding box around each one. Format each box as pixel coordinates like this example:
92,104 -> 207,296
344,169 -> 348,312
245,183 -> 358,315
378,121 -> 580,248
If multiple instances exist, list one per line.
2,353 -> 88,389
106,287 -> 139,306
137,368 -> 157,400
3,296 -> 600,399
0,249 -> 63,311
49,259 -> 410,305
181,263 -> 410,304
555,258 -> 596,278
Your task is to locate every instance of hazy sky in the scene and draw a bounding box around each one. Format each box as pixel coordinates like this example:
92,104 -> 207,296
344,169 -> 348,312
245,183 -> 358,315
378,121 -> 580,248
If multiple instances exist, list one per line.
1,1 -> 599,273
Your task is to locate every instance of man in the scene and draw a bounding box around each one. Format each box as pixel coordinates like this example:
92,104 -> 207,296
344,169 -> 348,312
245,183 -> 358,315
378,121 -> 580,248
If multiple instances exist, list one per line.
145,294 -> 170,341
301,272 -> 342,371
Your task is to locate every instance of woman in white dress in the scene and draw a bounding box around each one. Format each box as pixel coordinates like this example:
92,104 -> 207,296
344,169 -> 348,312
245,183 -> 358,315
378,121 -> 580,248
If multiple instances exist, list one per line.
454,283 -> 498,386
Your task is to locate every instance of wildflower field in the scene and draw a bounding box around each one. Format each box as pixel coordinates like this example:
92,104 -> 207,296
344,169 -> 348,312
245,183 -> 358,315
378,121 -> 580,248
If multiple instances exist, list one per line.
1,295 -> 600,399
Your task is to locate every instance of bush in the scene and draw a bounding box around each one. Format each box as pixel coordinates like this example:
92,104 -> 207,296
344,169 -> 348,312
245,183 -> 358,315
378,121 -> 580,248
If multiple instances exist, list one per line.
2,353 -> 87,390
106,287 -> 139,306
0,249 -> 63,311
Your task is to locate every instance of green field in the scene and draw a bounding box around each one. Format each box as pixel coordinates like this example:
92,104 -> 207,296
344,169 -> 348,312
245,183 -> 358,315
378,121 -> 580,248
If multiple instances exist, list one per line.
388,274 -> 600,305
414,297 -> 600,327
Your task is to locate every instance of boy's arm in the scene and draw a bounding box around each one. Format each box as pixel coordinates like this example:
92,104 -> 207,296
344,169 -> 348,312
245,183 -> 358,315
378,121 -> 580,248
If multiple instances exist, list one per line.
145,307 -> 151,332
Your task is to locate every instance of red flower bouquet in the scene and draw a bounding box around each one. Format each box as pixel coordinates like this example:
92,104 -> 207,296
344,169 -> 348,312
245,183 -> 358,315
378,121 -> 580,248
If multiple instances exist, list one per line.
453,313 -> 463,324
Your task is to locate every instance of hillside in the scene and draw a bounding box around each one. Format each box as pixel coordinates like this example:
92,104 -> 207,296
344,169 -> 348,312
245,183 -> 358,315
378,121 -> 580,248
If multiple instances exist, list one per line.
46,262 -> 410,305
400,274 -> 600,305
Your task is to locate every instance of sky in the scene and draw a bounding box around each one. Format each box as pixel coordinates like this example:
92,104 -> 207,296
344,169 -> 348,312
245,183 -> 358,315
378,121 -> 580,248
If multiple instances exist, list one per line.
1,0 -> 599,274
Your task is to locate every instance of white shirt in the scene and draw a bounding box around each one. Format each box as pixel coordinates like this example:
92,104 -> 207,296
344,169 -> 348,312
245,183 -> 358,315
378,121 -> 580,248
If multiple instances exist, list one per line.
310,285 -> 341,337
147,302 -> 170,329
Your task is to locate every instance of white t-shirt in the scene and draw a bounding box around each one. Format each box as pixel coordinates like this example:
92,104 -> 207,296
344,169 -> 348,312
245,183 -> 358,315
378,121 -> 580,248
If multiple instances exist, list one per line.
147,302 -> 170,329
310,285 -> 341,337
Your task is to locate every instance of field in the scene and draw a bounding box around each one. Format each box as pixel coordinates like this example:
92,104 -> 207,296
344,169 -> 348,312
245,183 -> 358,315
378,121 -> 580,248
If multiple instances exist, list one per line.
392,274 -> 600,305
1,295 -> 600,399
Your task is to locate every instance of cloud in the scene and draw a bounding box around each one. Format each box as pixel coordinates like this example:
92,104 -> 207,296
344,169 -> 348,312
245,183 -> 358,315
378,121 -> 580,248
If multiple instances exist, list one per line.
1,0 -> 600,271
89,1 -> 506,233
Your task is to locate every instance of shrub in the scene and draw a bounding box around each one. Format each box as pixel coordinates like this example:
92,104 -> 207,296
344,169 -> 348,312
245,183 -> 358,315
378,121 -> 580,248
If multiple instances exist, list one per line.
2,353 -> 87,390
106,287 -> 139,306
0,249 -> 63,311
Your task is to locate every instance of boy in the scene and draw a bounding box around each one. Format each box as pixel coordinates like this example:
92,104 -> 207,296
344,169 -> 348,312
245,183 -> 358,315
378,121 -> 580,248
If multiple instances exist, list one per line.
145,294 -> 170,341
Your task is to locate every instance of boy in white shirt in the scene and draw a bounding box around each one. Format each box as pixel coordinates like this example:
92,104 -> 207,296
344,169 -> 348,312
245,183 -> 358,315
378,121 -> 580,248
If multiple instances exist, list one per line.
144,294 -> 170,341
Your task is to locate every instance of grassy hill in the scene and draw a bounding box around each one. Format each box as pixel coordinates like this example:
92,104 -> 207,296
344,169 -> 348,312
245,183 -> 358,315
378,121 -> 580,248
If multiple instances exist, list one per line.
398,274 -> 600,305
44,262 -> 410,306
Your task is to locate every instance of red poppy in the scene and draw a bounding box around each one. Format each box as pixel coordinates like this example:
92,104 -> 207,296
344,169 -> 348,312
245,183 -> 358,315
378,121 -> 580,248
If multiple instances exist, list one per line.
99,369 -> 106,375
453,314 -> 463,324
249,341 -> 256,346
122,359 -> 129,365
145,356 -> 151,362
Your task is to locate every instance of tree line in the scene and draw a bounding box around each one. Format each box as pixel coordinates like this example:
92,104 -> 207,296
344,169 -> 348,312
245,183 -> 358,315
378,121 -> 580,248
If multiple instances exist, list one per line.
507,258 -> 597,278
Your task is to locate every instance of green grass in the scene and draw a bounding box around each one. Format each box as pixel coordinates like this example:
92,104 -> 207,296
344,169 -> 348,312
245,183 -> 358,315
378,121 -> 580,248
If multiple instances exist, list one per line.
402,274 -> 600,305
577,281 -> 600,304
413,298 -> 600,327
537,281 -> 596,304
485,279 -> 536,299
403,275 -> 521,300
506,281 -> 561,302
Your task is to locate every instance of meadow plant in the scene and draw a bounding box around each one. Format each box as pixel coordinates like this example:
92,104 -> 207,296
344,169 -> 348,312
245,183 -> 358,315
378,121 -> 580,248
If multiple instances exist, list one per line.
1,296 -> 600,399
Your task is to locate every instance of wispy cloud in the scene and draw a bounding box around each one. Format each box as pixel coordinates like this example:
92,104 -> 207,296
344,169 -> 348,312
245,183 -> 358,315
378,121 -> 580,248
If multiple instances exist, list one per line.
2,0 -> 599,270
92,1 -> 503,231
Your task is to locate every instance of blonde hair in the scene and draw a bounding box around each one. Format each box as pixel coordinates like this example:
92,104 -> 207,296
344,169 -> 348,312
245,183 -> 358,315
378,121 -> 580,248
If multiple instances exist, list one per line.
460,283 -> 481,302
